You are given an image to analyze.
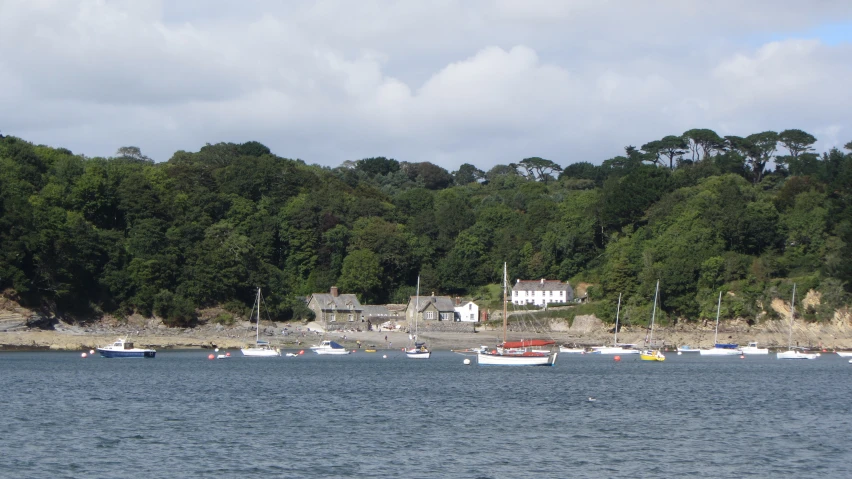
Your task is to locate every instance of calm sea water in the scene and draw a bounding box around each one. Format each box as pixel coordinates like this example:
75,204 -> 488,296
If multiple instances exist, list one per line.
1,349 -> 851,478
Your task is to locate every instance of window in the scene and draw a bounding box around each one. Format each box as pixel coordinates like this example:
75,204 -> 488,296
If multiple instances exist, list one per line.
330,314 -> 336,322
425,311 -> 435,320
348,314 -> 353,322
440,312 -> 452,321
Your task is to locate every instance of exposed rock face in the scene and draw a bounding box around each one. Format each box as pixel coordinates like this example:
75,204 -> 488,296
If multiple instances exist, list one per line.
0,312 -> 28,331
568,315 -> 604,334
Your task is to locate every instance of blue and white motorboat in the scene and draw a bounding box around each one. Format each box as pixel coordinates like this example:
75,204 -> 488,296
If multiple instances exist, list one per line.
310,340 -> 351,355
97,338 -> 156,358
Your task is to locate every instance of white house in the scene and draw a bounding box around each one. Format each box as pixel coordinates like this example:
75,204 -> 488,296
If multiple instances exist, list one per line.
454,301 -> 479,322
511,279 -> 574,307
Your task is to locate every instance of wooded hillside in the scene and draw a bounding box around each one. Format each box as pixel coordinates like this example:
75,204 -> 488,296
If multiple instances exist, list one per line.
1,129 -> 850,328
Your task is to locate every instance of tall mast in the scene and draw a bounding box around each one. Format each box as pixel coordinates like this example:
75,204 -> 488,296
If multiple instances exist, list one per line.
713,291 -> 722,345
503,262 -> 508,345
256,287 -> 261,344
788,283 -> 796,349
415,276 -> 420,340
614,292 -> 622,346
649,280 -> 659,346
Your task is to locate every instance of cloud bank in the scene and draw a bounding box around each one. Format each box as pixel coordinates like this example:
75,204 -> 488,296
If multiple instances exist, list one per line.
1,0 -> 850,169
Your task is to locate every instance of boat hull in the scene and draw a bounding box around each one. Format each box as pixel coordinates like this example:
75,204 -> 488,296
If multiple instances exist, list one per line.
241,348 -> 281,357
699,348 -> 741,356
313,349 -> 351,355
406,350 -> 431,359
740,347 -> 769,355
777,350 -> 819,360
97,349 -> 155,358
640,350 -> 665,361
592,347 -> 640,355
477,351 -> 557,366
835,351 -> 852,357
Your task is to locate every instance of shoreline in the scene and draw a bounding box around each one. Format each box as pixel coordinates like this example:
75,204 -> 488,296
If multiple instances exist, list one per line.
3,318 -> 852,352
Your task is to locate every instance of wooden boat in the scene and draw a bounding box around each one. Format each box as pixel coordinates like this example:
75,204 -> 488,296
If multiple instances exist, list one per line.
476,263 -> 558,367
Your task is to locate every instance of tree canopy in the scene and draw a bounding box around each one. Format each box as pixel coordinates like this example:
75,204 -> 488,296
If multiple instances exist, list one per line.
1,129 -> 850,327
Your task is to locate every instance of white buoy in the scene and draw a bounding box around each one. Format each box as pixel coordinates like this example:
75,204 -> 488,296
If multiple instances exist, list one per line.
463,358 -> 471,365
677,351 -> 682,355
81,352 -> 87,358
382,354 -> 387,359
89,349 -> 95,355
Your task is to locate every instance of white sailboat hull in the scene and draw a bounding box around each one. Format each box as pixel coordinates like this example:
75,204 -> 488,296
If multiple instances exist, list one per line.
591,346 -> 640,355
241,347 -> 280,357
741,347 -> 769,355
777,350 -> 818,360
699,347 -> 741,356
406,350 -> 431,359
477,351 -> 557,366
312,349 -> 351,355
835,351 -> 852,357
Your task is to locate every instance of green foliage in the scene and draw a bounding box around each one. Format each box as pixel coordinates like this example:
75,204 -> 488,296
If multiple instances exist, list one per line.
0,131 -> 849,329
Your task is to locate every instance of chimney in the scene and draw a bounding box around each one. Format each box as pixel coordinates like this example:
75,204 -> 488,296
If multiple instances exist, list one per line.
330,286 -> 339,297
540,278 -> 545,284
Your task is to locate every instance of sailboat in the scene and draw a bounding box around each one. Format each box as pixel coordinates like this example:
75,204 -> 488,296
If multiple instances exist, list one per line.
241,287 -> 281,357
406,276 -> 431,359
589,293 -> 639,355
640,280 -> 665,362
699,291 -> 740,356
476,263 -> 558,366
777,283 -> 818,360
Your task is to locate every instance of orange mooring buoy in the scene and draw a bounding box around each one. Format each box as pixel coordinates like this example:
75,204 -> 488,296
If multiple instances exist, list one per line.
614,355 -> 621,362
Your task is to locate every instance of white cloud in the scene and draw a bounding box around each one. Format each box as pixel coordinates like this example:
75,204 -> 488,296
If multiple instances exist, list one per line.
0,0 -> 850,167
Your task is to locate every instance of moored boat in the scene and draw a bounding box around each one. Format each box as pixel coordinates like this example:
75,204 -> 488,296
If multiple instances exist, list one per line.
405,276 -> 431,359
676,345 -> 700,353
311,340 -> 351,355
476,263 -> 558,367
740,342 -> 769,355
241,288 -> 281,357
640,280 -> 665,362
699,292 -> 741,356
777,284 -> 819,360
97,338 -> 156,358
590,293 -> 639,355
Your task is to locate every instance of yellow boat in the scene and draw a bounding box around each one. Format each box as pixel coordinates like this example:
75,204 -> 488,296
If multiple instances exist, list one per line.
640,280 -> 665,362
364,349 -> 377,353
640,349 -> 666,361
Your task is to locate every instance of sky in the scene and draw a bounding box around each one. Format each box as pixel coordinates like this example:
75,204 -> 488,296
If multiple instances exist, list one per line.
1,0 -> 851,171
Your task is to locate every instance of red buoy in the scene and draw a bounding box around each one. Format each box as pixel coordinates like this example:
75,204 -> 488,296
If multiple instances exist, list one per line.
208,354 -> 215,360
614,355 -> 621,362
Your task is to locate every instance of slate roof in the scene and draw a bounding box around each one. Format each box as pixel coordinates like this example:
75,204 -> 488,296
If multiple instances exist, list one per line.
310,293 -> 362,311
411,295 -> 456,312
511,280 -> 572,293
